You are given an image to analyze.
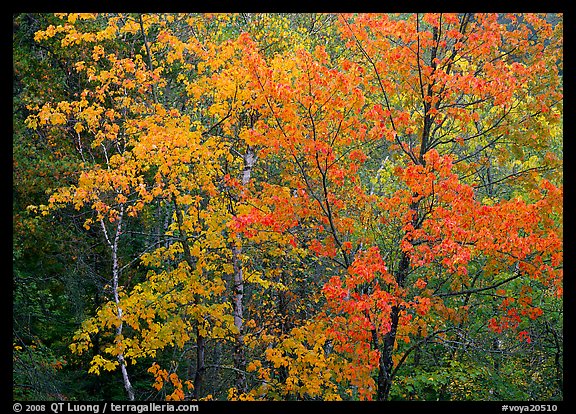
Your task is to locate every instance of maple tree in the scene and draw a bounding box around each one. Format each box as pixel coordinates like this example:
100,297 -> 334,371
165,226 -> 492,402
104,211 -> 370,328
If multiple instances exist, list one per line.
229,13 -> 562,400
15,13 -> 562,401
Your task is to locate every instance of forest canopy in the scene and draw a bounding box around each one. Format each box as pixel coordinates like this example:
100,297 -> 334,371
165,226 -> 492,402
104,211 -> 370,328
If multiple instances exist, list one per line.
13,13 -> 562,401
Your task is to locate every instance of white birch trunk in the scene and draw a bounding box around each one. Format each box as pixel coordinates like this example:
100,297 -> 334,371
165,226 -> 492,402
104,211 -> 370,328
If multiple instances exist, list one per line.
231,146 -> 256,393
101,205 -> 135,401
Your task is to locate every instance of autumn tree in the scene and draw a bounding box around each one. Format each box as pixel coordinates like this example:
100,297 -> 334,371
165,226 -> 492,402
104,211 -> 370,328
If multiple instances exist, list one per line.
19,12 -> 562,401
232,12 -> 562,400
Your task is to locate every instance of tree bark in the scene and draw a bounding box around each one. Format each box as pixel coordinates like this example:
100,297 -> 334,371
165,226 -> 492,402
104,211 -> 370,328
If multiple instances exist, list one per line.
100,205 -> 135,401
173,198 -> 205,399
192,325 -> 205,399
376,251 -> 410,401
230,145 -> 256,393
231,244 -> 247,393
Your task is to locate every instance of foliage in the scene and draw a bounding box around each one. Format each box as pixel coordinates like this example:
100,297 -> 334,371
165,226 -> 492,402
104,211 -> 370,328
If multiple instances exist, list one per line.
14,13 -> 562,401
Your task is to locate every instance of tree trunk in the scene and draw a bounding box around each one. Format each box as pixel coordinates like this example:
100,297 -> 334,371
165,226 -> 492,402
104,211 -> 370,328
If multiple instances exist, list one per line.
376,249 -> 411,401
192,325 -> 205,399
230,145 -> 256,393
173,198 -> 205,400
101,205 -> 135,401
231,244 -> 247,393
